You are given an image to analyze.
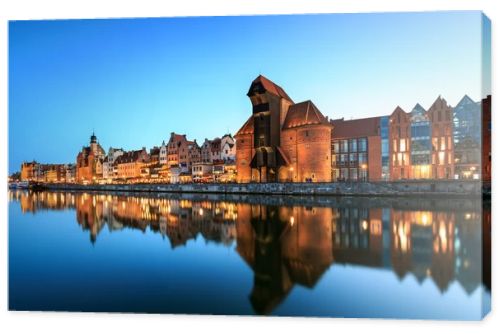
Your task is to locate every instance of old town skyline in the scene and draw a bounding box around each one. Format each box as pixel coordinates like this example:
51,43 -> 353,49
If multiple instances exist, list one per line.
14,74 -> 491,184
8,12 -> 490,173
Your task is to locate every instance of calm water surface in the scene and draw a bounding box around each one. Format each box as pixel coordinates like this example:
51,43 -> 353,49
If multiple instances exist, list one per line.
8,190 -> 491,319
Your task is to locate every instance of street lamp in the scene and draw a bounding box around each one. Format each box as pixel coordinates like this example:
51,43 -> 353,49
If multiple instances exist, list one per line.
361,164 -> 368,182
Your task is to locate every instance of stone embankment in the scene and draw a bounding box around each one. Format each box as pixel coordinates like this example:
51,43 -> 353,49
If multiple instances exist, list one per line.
39,180 -> 487,197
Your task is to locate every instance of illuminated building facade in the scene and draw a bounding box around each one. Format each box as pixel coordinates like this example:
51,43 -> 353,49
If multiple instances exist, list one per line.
389,97 -> 454,180
453,95 -> 481,179
331,117 -> 382,182
166,132 -> 201,171
114,148 -> 150,180
235,75 -> 332,183
76,132 -> 105,184
20,161 -> 38,181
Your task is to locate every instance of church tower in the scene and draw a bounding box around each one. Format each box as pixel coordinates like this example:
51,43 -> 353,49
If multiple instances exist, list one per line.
90,131 -> 98,154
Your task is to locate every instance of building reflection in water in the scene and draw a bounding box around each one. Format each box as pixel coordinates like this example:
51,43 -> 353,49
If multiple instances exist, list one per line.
10,191 -> 490,315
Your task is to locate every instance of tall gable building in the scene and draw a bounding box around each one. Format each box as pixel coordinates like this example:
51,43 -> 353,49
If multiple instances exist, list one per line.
76,132 -> 105,184
235,75 -> 332,183
388,97 -> 454,180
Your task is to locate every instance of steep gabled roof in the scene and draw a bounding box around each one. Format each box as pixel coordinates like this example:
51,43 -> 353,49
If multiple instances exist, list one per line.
114,149 -> 148,165
282,100 -> 330,129
411,103 -> 426,115
168,133 -> 187,146
455,94 -> 476,108
249,75 -> 294,103
392,106 -> 406,115
429,95 -> 449,110
235,115 -> 254,136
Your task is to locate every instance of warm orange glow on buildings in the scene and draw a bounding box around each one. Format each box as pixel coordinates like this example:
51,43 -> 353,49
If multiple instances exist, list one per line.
76,132 -> 105,183
235,75 -> 332,183
389,97 -> 455,180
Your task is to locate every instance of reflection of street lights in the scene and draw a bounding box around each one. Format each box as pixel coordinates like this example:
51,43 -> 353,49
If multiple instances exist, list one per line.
289,166 -> 294,183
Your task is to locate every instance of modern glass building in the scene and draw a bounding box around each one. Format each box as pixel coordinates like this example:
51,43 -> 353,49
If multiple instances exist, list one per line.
380,116 -> 390,181
409,104 -> 432,179
453,95 -> 481,179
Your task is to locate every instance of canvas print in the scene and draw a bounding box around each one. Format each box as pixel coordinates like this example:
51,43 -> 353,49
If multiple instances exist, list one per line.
8,11 -> 491,320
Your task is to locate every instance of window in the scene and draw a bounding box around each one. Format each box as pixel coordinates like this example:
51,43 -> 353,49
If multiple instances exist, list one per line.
340,168 -> 349,181
334,168 -> 340,181
359,167 -> 368,181
400,139 -> 406,152
349,139 -> 357,152
358,138 -> 367,152
349,153 -> 357,164
339,154 -> 348,166
359,153 -> 367,164
333,141 -> 340,153
438,152 -> 445,165
381,139 -> 389,155
440,137 -> 446,151
350,168 -> 358,181
341,140 -> 348,153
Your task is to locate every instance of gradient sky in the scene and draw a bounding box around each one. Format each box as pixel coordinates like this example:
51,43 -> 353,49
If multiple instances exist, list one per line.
8,11 -> 490,173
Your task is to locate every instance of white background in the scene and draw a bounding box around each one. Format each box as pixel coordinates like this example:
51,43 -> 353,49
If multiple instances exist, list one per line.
0,1 -> 498,333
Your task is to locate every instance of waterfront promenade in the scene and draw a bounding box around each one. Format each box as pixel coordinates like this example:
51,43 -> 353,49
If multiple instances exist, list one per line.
37,180 -> 486,197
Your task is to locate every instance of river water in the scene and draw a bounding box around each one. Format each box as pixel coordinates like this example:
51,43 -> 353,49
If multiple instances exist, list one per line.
8,190 -> 491,319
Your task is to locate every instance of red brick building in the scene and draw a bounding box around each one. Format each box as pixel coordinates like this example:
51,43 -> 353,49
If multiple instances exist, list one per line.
235,75 -> 332,183
388,97 -> 454,180
166,132 -> 201,170
76,132 -> 105,184
330,116 -> 382,182
482,95 -> 491,182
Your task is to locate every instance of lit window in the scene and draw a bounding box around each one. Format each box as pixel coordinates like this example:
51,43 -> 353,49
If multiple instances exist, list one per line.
440,137 -> 446,151
438,152 -> 445,165
400,139 -> 406,152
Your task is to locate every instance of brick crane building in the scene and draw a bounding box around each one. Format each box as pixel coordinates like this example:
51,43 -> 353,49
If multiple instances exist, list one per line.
235,75 -> 332,183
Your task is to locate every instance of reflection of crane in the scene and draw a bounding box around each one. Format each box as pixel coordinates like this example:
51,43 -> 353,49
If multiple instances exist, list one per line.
237,204 -> 335,315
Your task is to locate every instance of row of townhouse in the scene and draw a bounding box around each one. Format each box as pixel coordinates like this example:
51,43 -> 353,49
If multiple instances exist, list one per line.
69,131 -> 236,184
20,161 -> 76,183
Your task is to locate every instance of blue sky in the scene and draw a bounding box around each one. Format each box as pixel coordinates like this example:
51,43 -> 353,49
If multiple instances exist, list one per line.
8,11 -> 489,173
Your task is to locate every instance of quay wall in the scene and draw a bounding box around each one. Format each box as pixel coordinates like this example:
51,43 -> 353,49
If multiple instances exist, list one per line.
38,180 -> 486,197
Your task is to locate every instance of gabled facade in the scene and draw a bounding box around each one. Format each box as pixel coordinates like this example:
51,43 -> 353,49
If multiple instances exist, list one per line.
114,148 -> 150,180
427,96 -> 454,179
76,132 -> 105,184
220,134 -> 236,163
102,147 -> 124,181
159,141 -> 168,165
389,97 -> 454,181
